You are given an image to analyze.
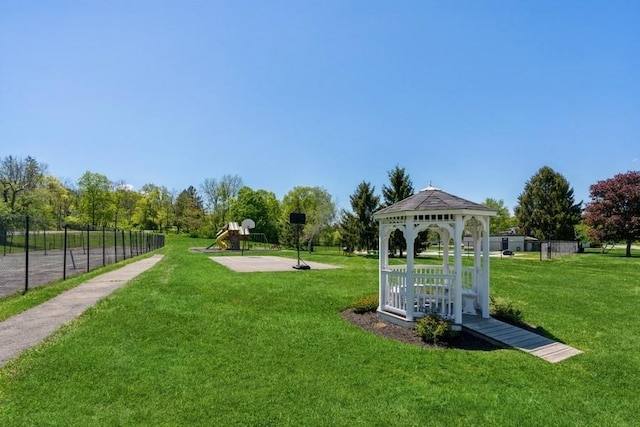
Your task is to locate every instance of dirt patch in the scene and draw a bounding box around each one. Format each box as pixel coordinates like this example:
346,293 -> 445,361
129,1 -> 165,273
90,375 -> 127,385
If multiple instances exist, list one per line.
340,310 -> 499,351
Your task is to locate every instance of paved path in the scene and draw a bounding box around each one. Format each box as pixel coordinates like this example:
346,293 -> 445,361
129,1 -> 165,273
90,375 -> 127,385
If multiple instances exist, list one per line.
463,315 -> 582,363
0,254 -> 164,368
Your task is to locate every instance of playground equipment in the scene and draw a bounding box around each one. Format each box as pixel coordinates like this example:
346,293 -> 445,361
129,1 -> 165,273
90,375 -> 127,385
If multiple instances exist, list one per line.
215,228 -> 230,250
208,219 -> 255,250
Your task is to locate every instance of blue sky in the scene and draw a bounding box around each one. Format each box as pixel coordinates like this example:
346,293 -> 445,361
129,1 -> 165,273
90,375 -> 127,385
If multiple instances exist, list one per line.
1,1 -> 638,213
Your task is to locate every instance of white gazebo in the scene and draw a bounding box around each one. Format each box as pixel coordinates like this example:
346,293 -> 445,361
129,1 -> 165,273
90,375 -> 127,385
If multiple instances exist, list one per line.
374,185 -> 497,328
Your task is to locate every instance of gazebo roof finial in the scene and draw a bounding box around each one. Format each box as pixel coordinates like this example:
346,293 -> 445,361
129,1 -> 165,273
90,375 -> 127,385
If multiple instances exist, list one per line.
420,181 -> 441,192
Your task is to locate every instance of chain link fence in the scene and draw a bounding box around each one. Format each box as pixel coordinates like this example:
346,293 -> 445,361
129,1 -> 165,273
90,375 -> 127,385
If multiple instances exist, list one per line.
0,215 -> 164,298
540,240 -> 579,260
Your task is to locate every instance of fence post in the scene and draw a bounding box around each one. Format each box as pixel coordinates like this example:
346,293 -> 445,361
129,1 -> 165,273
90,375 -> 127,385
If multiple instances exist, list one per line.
63,225 -> 68,280
114,228 -> 118,262
24,215 -> 30,293
102,226 -> 106,267
539,242 -> 542,261
121,230 -> 126,260
86,224 -> 90,273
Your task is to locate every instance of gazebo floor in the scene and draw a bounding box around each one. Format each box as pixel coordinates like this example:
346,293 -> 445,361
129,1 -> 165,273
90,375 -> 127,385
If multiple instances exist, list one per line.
462,315 -> 582,363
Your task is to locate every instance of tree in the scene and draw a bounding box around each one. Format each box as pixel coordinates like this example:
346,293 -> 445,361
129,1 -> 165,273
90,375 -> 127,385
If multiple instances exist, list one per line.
200,174 -> 243,230
41,175 -> 71,230
338,209 -> 359,253
228,187 -> 281,244
574,221 -> 592,248
483,198 -> 514,234
514,166 -> 582,241
349,181 -> 380,251
382,165 -> 414,256
281,186 -> 336,251
158,187 -> 176,233
318,223 -> 340,247
63,182 -> 82,226
132,184 -> 171,231
583,171 -> 640,257
0,155 -> 47,215
77,171 -> 113,227
174,186 -> 205,234
112,182 -> 142,229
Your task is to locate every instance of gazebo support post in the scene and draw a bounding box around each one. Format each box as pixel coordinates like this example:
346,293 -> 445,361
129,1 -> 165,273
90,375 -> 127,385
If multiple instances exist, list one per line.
470,220 -> 481,317
405,222 -> 415,321
378,226 -> 389,312
441,228 -> 450,274
481,218 -> 491,317
453,215 -> 463,328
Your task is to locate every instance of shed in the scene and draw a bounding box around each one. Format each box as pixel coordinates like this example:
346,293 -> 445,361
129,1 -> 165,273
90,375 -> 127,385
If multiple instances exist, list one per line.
490,234 -> 540,252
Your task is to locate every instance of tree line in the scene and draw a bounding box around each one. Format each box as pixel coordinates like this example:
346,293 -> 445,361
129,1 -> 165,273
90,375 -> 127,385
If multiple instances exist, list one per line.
339,165 -> 639,257
0,155 -> 335,248
1,155 -> 638,255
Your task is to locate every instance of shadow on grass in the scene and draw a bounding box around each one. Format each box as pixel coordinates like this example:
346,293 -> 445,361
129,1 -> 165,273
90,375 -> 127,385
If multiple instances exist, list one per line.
533,326 -> 567,343
580,248 -> 639,258
492,315 -> 567,344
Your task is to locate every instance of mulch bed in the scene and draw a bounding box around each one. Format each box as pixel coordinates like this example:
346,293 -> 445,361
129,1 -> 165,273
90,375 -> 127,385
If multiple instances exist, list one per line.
340,309 -> 499,351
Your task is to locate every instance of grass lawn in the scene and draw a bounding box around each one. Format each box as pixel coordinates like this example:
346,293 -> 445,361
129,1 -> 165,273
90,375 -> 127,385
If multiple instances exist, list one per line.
1,236 -> 639,426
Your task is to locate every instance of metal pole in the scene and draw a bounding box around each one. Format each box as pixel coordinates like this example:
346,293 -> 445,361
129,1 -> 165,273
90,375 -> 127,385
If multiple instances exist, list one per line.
297,224 -> 301,267
86,224 -> 90,273
63,225 -> 68,280
24,215 -> 29,293
102,226 -> 106,266
121,230 -> 126,260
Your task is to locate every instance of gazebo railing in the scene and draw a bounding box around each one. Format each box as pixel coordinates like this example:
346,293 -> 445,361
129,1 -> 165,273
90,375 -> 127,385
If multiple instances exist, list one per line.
381,265 -> 477,319
413,273 -> 454,318
381,269 -> 408,316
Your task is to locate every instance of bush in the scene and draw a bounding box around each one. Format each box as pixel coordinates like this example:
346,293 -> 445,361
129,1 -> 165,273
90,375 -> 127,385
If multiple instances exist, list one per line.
415,313 -> 455,344
490,296 -> 524,325
348,294 -> 379,314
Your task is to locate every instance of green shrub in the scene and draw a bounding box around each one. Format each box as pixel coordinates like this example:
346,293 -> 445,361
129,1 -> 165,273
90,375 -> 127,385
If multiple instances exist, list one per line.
415,313 -> 455,344
348,294 -> 379,314
490,296 -> 524,325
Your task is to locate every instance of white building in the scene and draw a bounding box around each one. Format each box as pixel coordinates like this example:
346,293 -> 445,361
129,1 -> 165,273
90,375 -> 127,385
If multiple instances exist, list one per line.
490,234 -> 539,252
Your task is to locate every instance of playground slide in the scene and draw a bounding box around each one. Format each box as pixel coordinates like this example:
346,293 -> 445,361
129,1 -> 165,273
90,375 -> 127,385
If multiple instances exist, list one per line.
216,229 -> 229,249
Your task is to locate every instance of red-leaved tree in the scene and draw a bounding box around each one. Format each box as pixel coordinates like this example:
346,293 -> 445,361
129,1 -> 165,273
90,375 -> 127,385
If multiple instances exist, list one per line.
584,171 -> 640,257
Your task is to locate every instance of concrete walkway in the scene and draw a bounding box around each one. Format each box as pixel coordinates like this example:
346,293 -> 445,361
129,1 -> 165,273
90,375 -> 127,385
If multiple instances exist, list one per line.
0,254 -> 164,368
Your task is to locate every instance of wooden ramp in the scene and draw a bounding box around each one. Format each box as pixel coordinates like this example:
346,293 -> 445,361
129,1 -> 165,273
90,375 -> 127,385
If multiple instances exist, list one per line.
462,316 -> 582,363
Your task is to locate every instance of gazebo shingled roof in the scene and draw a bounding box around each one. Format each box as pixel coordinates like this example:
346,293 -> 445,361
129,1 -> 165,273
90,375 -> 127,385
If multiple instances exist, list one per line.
375,187 -> 494,215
